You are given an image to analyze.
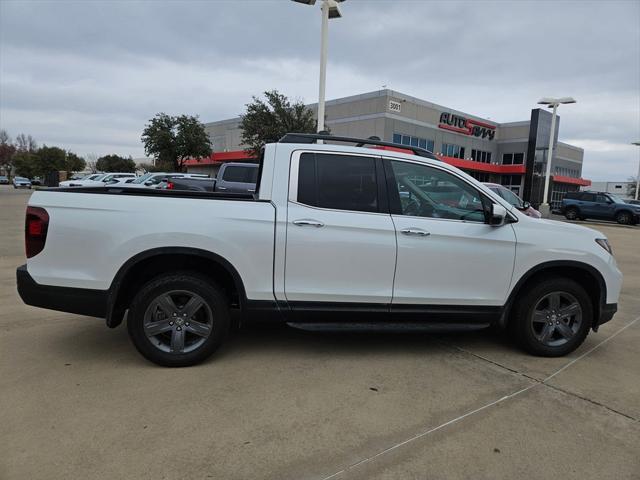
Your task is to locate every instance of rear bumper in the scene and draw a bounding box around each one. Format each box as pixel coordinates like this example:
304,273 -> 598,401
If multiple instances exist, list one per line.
16,265 -> 107,318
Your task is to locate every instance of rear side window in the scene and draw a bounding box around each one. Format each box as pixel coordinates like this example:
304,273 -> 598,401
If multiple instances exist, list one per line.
297,153 -> 379,213
222,166 -> 256,183
582,193 -> 596,202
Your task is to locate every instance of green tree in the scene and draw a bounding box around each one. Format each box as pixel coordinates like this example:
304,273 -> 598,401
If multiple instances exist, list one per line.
240,90 -> 317,155
65,152 -> 86,173
35,146 -> 67,177
96,154 -> 136,173
0,130 -> 17,178
141,113 -> 212,171
13,151 -> 39,179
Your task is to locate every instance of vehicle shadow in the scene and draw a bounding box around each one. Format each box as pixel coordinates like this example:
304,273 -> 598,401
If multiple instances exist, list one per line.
49,316 -> 519,367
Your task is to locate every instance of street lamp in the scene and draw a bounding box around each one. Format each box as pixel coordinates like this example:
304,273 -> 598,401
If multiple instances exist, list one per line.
537,97 -> 577,217
292,0 -> 345,134
632,141 -> 640,200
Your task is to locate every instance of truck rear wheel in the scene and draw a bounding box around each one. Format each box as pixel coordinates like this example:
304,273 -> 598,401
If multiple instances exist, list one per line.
127,272 -> 230,367
510,277 -> 592,357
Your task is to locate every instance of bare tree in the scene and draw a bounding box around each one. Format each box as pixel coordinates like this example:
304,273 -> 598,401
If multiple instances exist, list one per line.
15,133 -> 37,152
86,153 -> 99,173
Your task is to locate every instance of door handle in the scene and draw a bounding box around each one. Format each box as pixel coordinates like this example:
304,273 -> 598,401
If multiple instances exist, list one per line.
293,219 -> 324,228
401,228 -> 430,236
217,186 -> 227,190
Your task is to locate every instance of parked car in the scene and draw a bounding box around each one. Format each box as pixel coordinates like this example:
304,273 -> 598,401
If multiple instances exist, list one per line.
162,164 -> 258,194
0,175 -> 9,184
30,177 -> 42,186
625,199 -> 640,206
213,162 -> 259,193
62,172 -> 137,187
59,173 -> 106,187
13,177 -> 32,189
561,191 -> 640,225
483,183 -> 541,218
123,172 -> 209,188
17,133 -> 621,367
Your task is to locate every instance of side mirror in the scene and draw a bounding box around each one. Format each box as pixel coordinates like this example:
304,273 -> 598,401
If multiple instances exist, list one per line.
144,181 -> 153,186
490,204 -> 508,226
520,201 -> 531,210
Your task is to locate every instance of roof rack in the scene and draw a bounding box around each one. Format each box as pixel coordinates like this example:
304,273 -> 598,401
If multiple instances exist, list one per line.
278,133 -> 438,160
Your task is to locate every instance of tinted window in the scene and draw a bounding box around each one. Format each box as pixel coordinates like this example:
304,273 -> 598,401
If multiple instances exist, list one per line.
389,160 -> 486,222
222,166 -> 255,183
596,195 -> 609,203
297,153 -> 378,213
582,193 -> 596,202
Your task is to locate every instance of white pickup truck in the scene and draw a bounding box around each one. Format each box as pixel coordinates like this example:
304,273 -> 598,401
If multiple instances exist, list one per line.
17,134 -> 622,367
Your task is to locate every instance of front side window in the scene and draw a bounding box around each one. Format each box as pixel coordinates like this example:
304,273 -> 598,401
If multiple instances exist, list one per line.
389,160 -> 486,222
297,153 -> 378,213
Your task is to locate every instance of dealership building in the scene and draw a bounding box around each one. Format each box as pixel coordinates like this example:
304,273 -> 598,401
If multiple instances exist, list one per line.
186,89 -> 590,208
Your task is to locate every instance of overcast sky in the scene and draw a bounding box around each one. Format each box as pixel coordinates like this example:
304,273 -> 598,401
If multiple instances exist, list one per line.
1,0 -> 639,181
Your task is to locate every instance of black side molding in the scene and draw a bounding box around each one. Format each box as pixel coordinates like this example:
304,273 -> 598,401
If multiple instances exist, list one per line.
16,265 -> 107,318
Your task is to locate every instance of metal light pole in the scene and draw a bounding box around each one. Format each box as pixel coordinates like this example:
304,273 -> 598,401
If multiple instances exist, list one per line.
632,142 -> 640,200
537,97 -> 576,217
291,0 -> 344,134
317,0 -> 329,133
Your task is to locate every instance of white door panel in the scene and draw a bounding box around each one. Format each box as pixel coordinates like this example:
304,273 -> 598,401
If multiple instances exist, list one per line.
392,217 -> 516,305
285,201 -> 396,303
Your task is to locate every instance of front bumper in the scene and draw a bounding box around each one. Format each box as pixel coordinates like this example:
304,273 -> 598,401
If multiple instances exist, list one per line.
16,265 -> 108,318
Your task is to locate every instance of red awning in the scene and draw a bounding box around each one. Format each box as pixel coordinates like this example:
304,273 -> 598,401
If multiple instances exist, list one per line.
552,175 -> 591,186
184,150 -> 255,166
438,155 -> 526,174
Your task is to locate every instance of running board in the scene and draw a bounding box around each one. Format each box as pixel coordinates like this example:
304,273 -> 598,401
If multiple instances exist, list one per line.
286,322 -> 490,333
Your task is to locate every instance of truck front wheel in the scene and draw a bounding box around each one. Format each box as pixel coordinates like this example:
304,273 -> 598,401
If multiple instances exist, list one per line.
127,272 -> 230,367
510,277 -> 592,357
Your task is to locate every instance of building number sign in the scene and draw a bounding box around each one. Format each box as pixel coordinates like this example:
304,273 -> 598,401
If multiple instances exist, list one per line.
389,101 -> 402,113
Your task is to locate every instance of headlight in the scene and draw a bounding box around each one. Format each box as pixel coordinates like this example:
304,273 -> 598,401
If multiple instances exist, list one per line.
595,238 -> 613,255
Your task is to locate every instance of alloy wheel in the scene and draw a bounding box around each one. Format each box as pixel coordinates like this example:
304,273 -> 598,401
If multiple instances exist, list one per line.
530,291 -> 582,347
143,290 -> 213,354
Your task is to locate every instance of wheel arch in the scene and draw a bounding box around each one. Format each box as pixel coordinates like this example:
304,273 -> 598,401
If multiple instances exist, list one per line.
106,247 -> 247,328
501,260 -> 606,330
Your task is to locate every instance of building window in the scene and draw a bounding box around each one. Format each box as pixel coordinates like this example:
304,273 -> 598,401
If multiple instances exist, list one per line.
502,153 -> 524,165
472,149 -> 492,163
467,171 -> 490,182
550,184 -> 579,211
442,142 -> 465,159
393,133 -> 434,153
553,166 -> 580,178
500,174 -> 523,196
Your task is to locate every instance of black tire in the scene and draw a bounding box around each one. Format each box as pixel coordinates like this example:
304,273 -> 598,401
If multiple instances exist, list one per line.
510,277 -> 592,357
127,272 -> 230,367
616,211 -> 632,225
564,207 -> 579,220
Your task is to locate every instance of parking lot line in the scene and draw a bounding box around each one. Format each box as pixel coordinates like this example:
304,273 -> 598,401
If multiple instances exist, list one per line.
319,314 -> 640,480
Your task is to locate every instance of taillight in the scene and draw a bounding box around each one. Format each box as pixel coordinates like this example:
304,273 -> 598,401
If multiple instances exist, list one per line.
25,206 -> 49,258
166,181 -> 174,190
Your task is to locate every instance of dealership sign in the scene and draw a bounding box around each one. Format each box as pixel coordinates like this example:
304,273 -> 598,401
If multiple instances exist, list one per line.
439,112 -> 496,140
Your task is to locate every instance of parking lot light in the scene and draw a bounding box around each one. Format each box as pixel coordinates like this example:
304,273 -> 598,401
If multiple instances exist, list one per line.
291,0 -> 346,134
537,97 -> 577,217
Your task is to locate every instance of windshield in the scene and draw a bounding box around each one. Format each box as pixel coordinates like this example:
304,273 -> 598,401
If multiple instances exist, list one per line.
131,173 -> 156,184
493,186 -> 524,208
16,177 -> 29,181
89,174 -> 107,182
608,194 -> 626,204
